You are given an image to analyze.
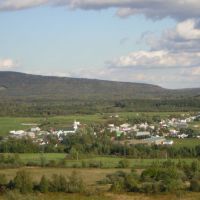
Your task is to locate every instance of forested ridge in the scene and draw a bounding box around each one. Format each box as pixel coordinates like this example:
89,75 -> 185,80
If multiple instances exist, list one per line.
0,71 -> 200,116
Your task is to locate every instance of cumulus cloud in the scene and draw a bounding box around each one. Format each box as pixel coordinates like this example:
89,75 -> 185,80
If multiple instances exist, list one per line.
146,19 -> 200,52
1,0 -> 200,20
191,67 -> 200,76
0,58 -> 17,69
0,0 -> 49,11
108,50 -> 200,69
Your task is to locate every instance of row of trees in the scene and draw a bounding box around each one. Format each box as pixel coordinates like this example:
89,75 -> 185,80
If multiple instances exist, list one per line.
0,98 -> 200,117
0,170 -> 84,194
2,135 -> 200,159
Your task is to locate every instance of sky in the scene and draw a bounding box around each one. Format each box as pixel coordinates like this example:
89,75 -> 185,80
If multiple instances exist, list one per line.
1,0 -> 200,89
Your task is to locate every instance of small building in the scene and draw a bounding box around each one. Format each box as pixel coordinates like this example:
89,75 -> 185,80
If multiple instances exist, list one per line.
135,131 -> 150,139
31,127 -> 41,132
163,140 -> 174,145
144,136 -> 166,145
178,134 -> 188,139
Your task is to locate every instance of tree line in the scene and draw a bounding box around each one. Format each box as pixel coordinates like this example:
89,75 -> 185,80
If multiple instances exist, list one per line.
0,98 -> 200,116
0,170 -> 84,194
1,136 -> 200,160
104,160 -> 200,194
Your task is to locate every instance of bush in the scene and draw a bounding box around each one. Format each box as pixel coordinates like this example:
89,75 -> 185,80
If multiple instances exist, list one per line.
67,171 -> 84,193
47,160 -> 57,167
0,173 -> 7,186
0,173 -> 7,193
118,159 -> 130,168
49,174 -> 67,192
81,161 -> 87,168
124,174 -> 139,192
39,175 -> 49,193
190,179 -> 200,192
88,161 -> 103,168
13,170 -> 33,194
110,179 -> 125,193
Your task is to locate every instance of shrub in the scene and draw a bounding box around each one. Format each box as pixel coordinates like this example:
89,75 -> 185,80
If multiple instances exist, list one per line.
13,170 -> 33,194
110,179 -> 125,192
81,161 -> 87,168
67,171 -> 84,193
190,179 -> 200,192
49,174 -> 67,192
47,160 -> 57,167
88,161 -> 103,168
39,175 -> 49,193
124,174 -> 139,192
0,173 -> 7,193
118,159 -> 130,168
0,174 -> 7,186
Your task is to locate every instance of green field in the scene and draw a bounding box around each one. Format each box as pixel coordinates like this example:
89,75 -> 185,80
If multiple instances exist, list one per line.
173,138 -> 200,148
1,154 -> 199,169
0,114 -> 104,136
0,112 -> 193,136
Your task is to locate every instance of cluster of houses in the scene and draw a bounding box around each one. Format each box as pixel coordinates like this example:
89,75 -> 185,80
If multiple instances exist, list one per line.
7,113 -> 200,147
9,120 -> 81,145
108,113 -> 200,146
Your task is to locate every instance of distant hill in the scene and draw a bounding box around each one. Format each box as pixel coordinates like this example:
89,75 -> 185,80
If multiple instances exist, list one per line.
0,71 -> 200,116
0,71 -> 200,100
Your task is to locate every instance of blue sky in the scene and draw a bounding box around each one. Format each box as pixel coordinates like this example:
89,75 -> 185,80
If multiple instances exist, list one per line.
1,0 -> 200,89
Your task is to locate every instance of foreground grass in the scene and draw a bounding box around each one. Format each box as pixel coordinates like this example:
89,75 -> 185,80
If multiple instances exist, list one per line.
2,192 -> 110,200
1,192 -> 200,200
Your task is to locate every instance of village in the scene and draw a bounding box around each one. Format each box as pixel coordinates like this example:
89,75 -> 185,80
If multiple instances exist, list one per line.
7,113 -> 200,147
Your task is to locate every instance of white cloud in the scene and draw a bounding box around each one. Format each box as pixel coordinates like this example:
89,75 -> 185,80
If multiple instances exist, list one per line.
0,0 -> 49,11
176,19 -> 200,40
146,19 -> 200,53
0,58 -> 17,69
108,50 -> 200,69
191,67 -> 200,75
1,0 -> 200,20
